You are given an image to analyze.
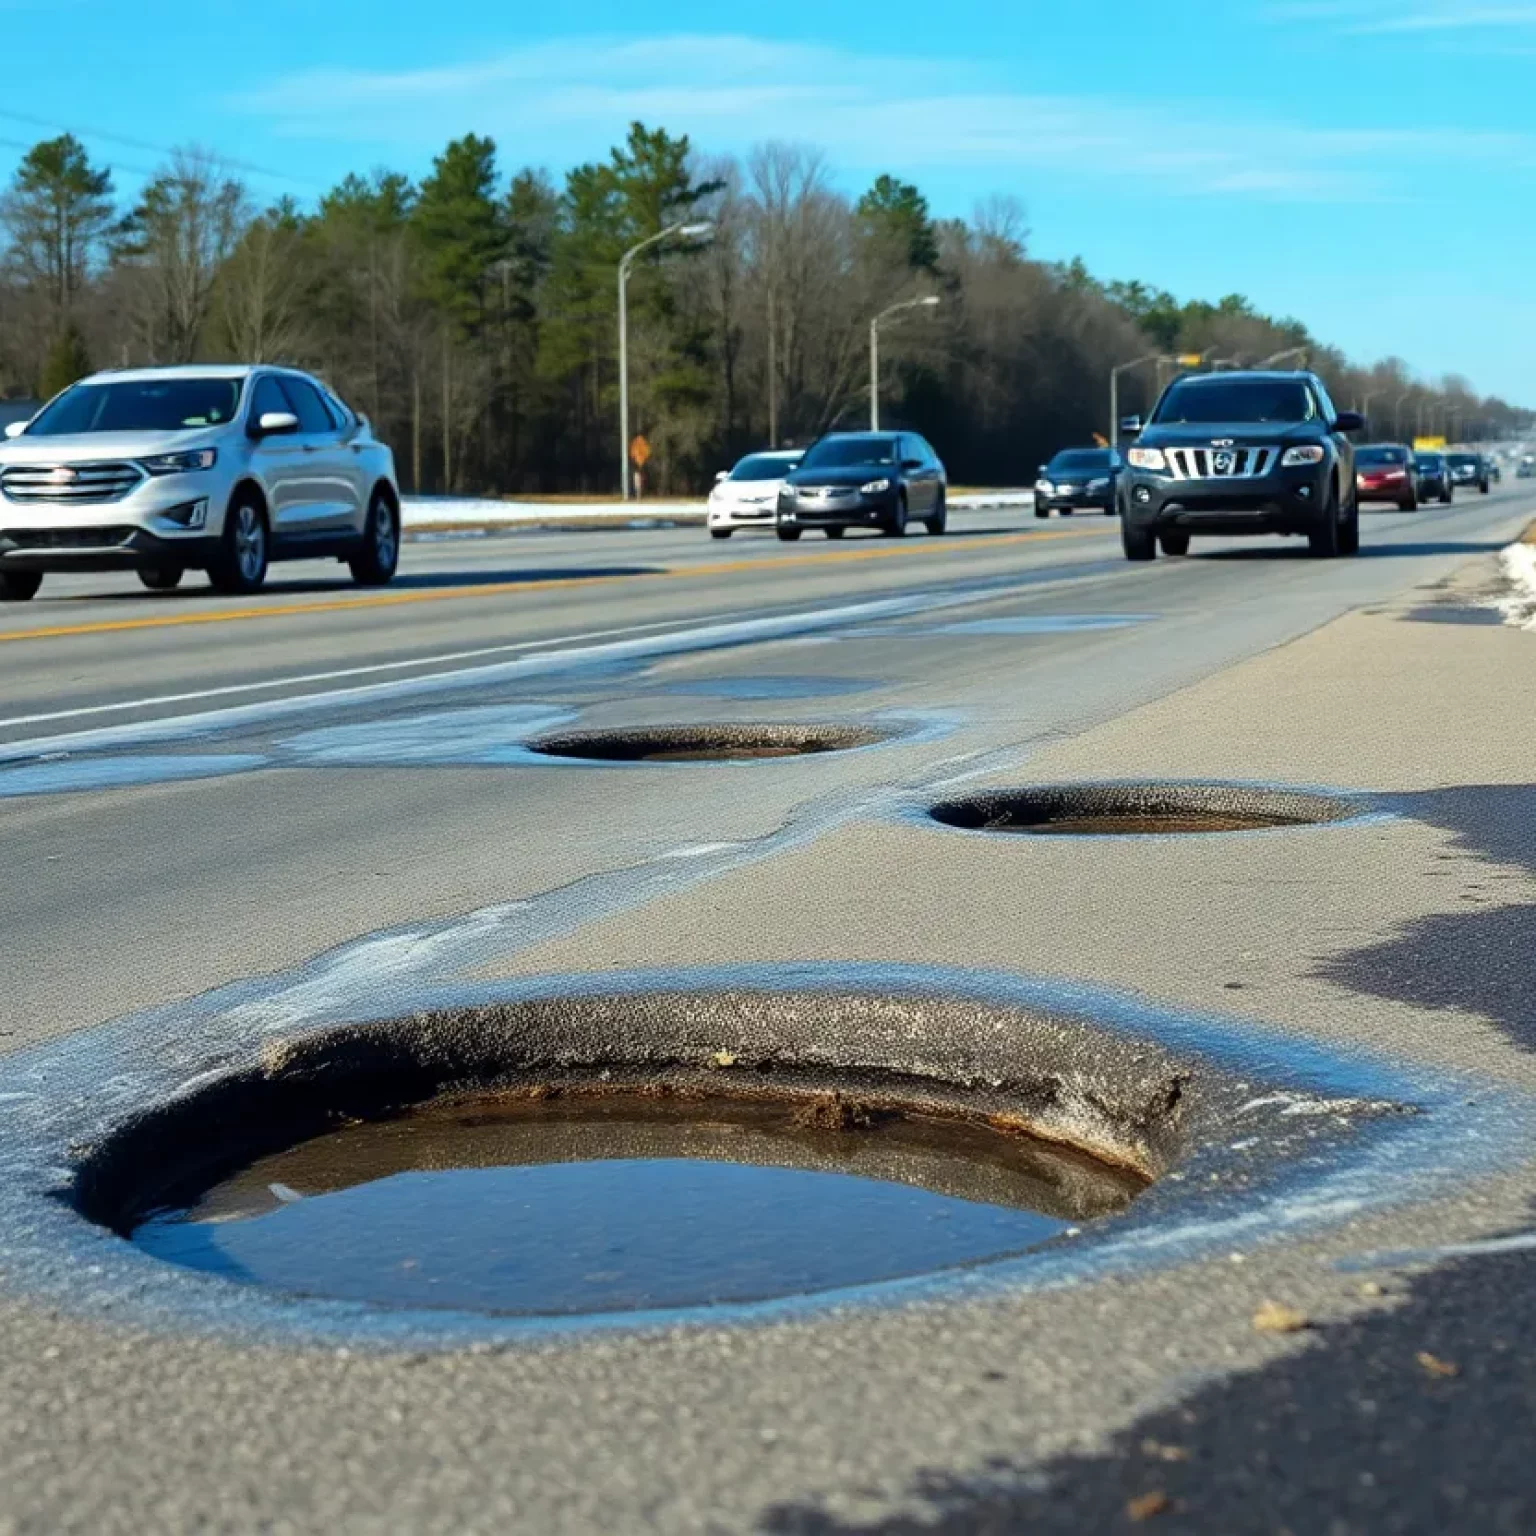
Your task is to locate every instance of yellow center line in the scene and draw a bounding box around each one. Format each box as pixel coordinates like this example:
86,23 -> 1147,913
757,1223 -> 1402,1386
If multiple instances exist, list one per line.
0,523 -> 1116,645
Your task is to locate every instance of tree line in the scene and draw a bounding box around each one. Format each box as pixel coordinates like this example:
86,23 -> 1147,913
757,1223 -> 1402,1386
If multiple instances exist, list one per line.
0,126 -> 1526,495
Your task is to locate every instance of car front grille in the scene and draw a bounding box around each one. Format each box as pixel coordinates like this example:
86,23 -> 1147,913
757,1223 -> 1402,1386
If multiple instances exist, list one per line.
0,461 -> 143,504
1165,447 -> 1278,481
3,526 -> 135,550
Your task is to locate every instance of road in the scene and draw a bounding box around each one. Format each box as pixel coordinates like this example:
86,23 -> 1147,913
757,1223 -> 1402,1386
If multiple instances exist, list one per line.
3,490 -> 1536,1532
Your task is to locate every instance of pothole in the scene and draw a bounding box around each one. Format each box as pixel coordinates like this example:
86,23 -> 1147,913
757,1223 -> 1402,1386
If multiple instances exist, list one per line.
928,782 -> 1363,837
526,722 -> 891,763
127,1089 -> 1141,1317
73,990 -> 1181,1323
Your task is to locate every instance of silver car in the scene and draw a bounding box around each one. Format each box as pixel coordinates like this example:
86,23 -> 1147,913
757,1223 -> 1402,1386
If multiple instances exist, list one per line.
0,365 -> 401,600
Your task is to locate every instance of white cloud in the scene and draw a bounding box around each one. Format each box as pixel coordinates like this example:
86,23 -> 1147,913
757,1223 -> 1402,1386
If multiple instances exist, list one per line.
1263,1 -> 1536,34
232,33 -> 1535,203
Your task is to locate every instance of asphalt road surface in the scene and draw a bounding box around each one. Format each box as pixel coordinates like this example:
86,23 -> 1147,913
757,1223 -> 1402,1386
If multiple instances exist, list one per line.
4,490 -> 1536,1533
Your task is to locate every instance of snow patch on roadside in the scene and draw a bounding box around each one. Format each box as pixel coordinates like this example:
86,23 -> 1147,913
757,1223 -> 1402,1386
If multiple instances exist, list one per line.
1492,541 -> 1536,630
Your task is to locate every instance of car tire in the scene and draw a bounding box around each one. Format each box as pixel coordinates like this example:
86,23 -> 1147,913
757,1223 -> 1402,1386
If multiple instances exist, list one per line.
825,526 -> 845,540
710,528 -> 732,540
138,565 -> 183,592
1480,482 -> 1490,495
1122,522 -> 1157,562
1308,484 -> 1343,558
1035,504 -> 1049,519
349,489 -> 400,587
1158,531 -> 1190,556
1399,495 -> 1417,512
1339,495 -> 1360,556
0,570 -> 42,602
926,492 -> 947,536
208,494 -> 270,595
883,497 -> 908,538
1442,488 -> 1454,505
776,527 -> 801,542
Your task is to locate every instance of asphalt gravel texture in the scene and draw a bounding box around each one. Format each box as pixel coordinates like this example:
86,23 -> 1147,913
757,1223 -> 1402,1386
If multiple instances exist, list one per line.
3,497 -> 1536,1533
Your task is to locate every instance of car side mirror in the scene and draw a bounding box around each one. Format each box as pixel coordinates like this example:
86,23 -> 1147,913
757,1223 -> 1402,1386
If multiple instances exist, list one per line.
1333,411 -> 1365,434
3,421 -> 26,439
714,469 -> 729,482
1119,415 -> 1143,438
252,410 -> 300,438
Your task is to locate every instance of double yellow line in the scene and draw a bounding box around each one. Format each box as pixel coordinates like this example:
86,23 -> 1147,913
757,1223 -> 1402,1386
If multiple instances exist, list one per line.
0,522 -> 1115,646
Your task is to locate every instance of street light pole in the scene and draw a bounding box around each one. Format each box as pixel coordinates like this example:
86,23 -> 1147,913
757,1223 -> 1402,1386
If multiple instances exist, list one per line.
618,220 -> 714,499
870,295 -> 940,430
1260,345 -> 1309,369
1110,353 -> 1160,444
1393,390 -> 1412,442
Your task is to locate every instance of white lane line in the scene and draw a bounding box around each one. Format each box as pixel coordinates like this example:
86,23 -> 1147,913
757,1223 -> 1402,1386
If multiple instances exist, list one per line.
0,584 -> 1007,765
0,613 -> 699,733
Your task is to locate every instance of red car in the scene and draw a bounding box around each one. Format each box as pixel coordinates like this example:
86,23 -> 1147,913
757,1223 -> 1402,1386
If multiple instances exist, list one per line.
1355,443 -> 1417,511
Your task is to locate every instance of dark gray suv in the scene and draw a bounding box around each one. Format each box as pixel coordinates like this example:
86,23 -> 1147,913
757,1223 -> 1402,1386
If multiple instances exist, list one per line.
1117,371 -> 1364,561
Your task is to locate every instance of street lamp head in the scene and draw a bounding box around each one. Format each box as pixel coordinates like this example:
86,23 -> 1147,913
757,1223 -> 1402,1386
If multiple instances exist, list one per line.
919,295 -> 940,307
679,222 -> 715,239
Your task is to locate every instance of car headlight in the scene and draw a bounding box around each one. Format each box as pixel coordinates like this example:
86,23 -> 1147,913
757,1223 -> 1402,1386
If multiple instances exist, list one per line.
860,478 -> 892,495
1126,448 -> 1166,471
140,448 -> 218,475
1087,477 -> 1110,491
1035,480 -> 1053,494
1280,446 -> 1325,467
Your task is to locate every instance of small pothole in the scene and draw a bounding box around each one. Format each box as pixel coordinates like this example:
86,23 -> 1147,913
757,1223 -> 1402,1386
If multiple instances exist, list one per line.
928,782 -> 1362,837
527,722 -> 890,763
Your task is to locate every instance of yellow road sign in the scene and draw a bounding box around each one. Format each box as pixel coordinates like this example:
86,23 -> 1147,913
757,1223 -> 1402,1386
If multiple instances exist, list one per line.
629,435 -> 651,468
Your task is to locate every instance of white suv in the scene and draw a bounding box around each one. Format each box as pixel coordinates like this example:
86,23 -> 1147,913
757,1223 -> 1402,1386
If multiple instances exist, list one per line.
0,365 -> 401,600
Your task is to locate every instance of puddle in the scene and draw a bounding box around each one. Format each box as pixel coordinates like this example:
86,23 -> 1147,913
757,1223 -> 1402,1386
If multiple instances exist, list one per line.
279,705 -> 570,766
654,676 -> 878,701
0,754 -> 266,799
130,1093 -> 1139,1317
527,722 -> 891,763
928,782 -> 1364,837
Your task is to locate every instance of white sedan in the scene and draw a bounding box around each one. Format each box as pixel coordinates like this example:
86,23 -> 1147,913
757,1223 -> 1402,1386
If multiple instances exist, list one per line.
707,450 -> 804,538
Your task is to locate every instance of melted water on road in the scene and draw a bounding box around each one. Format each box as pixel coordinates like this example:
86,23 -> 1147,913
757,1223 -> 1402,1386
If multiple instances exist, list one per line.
132,1094 -> 1141,1317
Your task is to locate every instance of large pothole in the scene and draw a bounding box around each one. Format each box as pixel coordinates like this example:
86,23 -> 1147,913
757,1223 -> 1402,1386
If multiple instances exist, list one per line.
526,722 -> 891,763
928,781 -> 1364,837
75,989 -> 1184,1321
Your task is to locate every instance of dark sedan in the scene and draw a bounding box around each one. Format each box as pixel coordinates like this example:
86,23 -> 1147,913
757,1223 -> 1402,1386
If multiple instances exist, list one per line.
1413,453 -> 1454,505
1035,448 -> 1120,517
777,431 -> 947,541
1446,453 -> 1490,494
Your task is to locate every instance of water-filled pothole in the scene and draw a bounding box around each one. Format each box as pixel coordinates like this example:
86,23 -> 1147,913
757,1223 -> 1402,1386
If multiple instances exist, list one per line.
928,782 -> 1361,837
527,722 -> 890,763
127,1090 -> 1141,1317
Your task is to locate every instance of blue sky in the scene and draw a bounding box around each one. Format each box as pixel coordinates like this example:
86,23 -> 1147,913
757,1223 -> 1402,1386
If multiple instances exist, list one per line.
2,0 -> 1532,400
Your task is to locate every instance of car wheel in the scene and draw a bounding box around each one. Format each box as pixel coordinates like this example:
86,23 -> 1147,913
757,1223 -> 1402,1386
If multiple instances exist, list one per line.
1158,531 -> 1190,556
349,489 -> 401,587
1122,522 -> 1157,562
710,528 -> 732,540
1308,484 -> 1342,558
926,492 -> 947,536
1399,495 -> 1418,512
883,497 -> 908,538
208,495 -> 269,594
0,570 -> 42,602
1442,488 -> 1454,505
138,565 -> 183,592
1339,495 -> 1360,556
1035,504 -> 1049,519
776,526 -> 802,542
825,526 -> 845,540
1480,482 -> 1490,495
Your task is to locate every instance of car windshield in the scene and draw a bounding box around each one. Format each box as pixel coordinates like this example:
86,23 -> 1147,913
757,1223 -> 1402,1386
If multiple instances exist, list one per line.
1357,447 -> 1408,465
729,455 -> 799,481
1447,455 -> 1477,468
1416,455 -> 1444,469
26,378 -> 244,435
1153,378 -> 1315,425
799,436 -> 899,468
1048,450 -> 1112,473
